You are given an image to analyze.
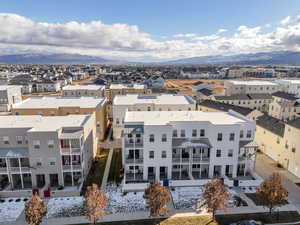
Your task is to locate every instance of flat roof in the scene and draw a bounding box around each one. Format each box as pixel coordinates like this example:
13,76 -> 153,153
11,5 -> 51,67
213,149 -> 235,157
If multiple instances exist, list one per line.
124,111 -> 248,126
276,79 -> 300,84
13,96 -> 105,109
0,115 -> 90,131
227,80 -> 278,86
62,85 -> 105,91
110,83 -> 146,89
113,94 -> 196,105
0,85 -> 22,90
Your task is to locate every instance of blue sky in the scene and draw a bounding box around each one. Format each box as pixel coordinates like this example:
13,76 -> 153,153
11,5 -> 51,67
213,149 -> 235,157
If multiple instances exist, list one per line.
1,0 -> 300,61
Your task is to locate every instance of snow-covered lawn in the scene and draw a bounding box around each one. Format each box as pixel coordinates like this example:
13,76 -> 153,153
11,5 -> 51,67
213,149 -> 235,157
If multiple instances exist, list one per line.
47,196 -> 85,218
171,187 -> 202,209
105,185 -> 146,214
0,198 -> 27,222
47,185 -> 146,218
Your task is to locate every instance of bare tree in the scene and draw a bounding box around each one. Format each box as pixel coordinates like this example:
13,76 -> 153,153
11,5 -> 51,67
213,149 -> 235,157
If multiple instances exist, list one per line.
24,193 -> 47,225
256,173 -> 288,214
144,181 -> 171,217
84,183 -> 107,224
202,177 -> 229,221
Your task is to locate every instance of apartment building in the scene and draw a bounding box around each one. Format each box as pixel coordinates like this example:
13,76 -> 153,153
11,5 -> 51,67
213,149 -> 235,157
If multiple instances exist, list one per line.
107,83 -> 151,102
122,110 -> 259,191
113,94 -> 196,138
62,85 -> 105,97
11,96 -> 107,140
212,94 -> 273,112
0,85 -> 22,112
35,79 -> 61,93
224,80 -> 280,96
268,92 -> 300,121
0,114 -> 97,197
275,79 -> 300,97
256,115 -> 300,178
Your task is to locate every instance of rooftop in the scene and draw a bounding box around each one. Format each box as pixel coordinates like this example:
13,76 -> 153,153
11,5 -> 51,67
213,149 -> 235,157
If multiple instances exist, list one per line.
214,93 -> 272,101
227,80 -> 278,86
272,91 -> 298,101
62,85 -> 105,91
113,94 -> 196,105
0,85 -> 22,91
110,83 -> 146,89
124,110 -> 249,126
256,114 -> 285,137
287,117 -> 300,130
13,96 -> 105,109
276,79 -> 300,84
0,115 -> 90,131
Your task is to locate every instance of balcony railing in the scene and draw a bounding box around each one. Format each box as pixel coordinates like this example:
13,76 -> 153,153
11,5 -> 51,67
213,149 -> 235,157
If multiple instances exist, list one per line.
172,157 -> 210,163
9,166 -> 31,173
124,139 -> 143,148
61,147 -> 81,154
125,157 -> 143,164
62,164 -> 82,171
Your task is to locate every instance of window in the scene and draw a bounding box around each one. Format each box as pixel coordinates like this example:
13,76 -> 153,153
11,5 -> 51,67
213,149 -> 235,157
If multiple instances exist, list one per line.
48,140 -> 54,148
149,134 -> 154,142
216,149 -> 221,157
229,133 -> 235,141
147,106 -> 151,111
3,136 -> 9,144
116,118 -> 119,125
149,151 -> 154,159
161,151 -> 167,158
200,129 -> 205,137
162,134 -> 167,142
228,149 -> 233,157
292,147 -> 296,153
49,160 -> 56,166
192,129 -> 197,137
16,136 -> 23,144
240,130 -> 244,138
172,130 -> 178,138
96,121 -> 100,127
180,129 -> 185,137
246,130 -> 251,138
217,133 -> 222,141
33,140 -> 40,149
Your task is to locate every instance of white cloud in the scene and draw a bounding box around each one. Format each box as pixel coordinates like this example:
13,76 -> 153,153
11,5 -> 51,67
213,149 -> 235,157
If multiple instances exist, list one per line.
217,28 -> 227,33
280,16 -> 291,25
2,13 -> 300,61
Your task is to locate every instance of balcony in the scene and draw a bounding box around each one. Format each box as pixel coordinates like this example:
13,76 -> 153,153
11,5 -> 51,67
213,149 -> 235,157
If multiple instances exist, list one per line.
61,147 -> 81,154
9,166 -> 31,173
125,172 -> 144,183
172,156 -> 210,163
125,157 -> 143,164
124,139 -> 143,148
62,164 -> 82,171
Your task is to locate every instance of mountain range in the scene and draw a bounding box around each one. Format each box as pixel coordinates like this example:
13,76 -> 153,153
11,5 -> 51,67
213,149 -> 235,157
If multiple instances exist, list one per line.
1,51 -> 300,65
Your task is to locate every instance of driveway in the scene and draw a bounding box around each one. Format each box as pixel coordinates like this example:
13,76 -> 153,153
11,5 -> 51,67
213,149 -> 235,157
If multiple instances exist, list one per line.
255,153 -> 300,212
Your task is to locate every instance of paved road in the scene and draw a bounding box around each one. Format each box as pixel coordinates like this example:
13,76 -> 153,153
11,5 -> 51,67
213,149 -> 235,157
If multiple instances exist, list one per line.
255,153 -> 300,212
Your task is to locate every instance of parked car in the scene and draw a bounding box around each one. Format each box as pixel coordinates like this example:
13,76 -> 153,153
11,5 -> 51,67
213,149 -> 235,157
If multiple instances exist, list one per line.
230,220 -> 263,225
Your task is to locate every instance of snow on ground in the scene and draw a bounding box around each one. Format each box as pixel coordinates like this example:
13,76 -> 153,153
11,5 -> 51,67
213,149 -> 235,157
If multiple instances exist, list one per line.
171,187 -> 202,209
0,198 -> 27,222
47,196 -> 85,218
105,184 -> 146,214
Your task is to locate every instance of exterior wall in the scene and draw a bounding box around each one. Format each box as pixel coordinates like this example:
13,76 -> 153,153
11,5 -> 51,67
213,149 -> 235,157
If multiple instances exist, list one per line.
275,80 -> 300,97
113,102 -> 196,139
268,96 -> 300,121
36,82 -> 61,92
108,88 -> 152,102
62,89 -> 104,97
0,86 -> 22,112
255,123 -> 300,178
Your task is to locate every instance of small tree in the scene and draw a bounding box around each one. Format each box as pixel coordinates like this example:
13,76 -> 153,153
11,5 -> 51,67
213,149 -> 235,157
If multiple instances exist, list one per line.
144,181 -> 171,217
84,183 -> 107,225
202,177 -> 229,221
24,193 -> 47,225
256,173 -> 288,215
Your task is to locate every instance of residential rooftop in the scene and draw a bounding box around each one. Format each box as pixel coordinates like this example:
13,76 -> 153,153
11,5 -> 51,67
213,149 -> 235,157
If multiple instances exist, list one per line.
110,83 -> 147,89
256,114 -> 285,137
276,79 -> 300,84
62,85 -> 105,91
113,94 -> 195,105
13,96 -> 105,109
124,110 -> 248,126
272,91 -> 299,101
227,80 -> 279,86
0,115 -> 90,131
214,93 -> 272,101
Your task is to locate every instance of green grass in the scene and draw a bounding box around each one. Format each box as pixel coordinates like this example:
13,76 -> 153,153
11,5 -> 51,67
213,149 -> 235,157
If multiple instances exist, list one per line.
81,148 -> 110,194
216,211 -> 300,225
108,149 -> 123,184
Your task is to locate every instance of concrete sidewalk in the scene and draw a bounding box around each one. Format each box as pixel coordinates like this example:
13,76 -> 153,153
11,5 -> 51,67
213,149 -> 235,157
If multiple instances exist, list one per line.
101,148 -> 114,190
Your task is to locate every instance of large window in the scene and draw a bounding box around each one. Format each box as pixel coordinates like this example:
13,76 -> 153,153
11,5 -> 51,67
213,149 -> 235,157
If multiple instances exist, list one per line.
172,130 -> 178,138
192,129 -> 197,137
217,133 -> 222,141
229,133 -> 235,141
161,134 -> 167,142
161,151 -> 167,158
200,129 -> 205,137
216,149 -> 221,157
180,129 -> 186,138
246,130 -> 252,138
149,151 -> 154,159
149,134 -> 155,142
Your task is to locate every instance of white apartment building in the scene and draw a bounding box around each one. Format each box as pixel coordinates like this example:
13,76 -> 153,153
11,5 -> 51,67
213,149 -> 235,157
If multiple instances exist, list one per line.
275,79 -> 300,97
0,114 -> 97,197
122,110 -> 260,191
113,94 -> 196,139
0,85 -> 22,112
268,92 -> 300,121
224,80 -> 280,96
62,85 -> 105,97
